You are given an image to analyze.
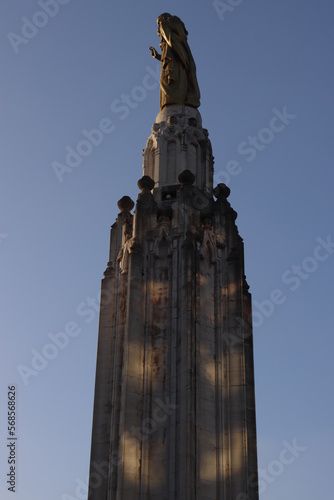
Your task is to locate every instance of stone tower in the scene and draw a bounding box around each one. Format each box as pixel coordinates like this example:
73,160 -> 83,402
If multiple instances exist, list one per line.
88,14 -> 258,500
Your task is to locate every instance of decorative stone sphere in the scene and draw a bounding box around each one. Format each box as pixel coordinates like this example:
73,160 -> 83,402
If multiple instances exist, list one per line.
178,169 -> 195,185
117,196 -> 135,212
137,175 -> 155,192
213,183 -> 231,199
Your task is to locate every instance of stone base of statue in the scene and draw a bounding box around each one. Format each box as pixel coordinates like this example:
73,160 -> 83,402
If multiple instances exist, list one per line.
143,105 -> 213,198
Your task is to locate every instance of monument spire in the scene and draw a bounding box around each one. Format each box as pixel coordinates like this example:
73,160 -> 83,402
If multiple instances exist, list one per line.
88,14 -> 259,500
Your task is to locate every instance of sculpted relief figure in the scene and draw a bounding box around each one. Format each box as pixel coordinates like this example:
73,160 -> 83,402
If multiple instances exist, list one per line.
149,13 -> 200,110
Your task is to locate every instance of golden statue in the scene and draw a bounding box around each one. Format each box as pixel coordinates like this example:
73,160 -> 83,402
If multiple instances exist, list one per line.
149,13 -> 200,110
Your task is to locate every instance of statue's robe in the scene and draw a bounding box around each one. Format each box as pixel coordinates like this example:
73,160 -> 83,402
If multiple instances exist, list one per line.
158,19 -> 200,109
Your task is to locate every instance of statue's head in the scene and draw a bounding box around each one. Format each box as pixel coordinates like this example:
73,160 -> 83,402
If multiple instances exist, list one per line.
157,13 -> 188,36
158,12 -> 172,23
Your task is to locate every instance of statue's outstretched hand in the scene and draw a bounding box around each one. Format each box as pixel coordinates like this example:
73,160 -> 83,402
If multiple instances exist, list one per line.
149,46 -> 159,59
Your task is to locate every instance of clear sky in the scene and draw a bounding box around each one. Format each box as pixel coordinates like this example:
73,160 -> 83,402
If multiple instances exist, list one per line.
1,1 -> 333,499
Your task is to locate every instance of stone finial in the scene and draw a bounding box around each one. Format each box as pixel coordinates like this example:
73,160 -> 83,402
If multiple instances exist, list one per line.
117,196 -> 135,213
213,183 -> 231,199
137,175 -> 155,192
178,169 -> 195,186
103,261 -> 115,277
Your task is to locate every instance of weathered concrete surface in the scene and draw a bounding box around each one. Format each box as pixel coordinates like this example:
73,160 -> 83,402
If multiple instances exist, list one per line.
88,107 -> 258,500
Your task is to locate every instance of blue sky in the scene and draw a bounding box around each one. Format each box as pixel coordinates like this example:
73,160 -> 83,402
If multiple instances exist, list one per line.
1,1 -> 333,498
